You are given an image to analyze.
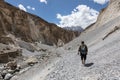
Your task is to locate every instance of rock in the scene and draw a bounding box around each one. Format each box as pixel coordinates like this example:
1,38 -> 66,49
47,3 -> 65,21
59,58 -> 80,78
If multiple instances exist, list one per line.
7,69 -> 15,74
39,49 -> 47,52
3,49 -> 22,58
0,37 -> 14,45
4,73 -> 13,80
1,70 -> 8,79
39,48 -> 47,52
16,65 -> 21,71
6,61 -> 17,70
0,74 -> 3,79
57,39 -> 64,47
0,53 -> 9,63
0,49 -> 22,63
0,65 -> 5,70
25,56 -> 38,65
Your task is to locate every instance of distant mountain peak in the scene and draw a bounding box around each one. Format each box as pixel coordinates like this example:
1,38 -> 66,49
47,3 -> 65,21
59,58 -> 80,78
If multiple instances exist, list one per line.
63,26 -> 83,32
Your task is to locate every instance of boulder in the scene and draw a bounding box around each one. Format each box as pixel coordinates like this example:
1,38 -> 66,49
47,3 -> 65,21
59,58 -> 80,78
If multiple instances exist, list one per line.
1,70 -> 7,79
0,74 -> 3,79
57,39 -> 64,47
0,49 -> 22,63
6,61 -> 17,70
4,73 -> 13,80
25,56 -> 38,65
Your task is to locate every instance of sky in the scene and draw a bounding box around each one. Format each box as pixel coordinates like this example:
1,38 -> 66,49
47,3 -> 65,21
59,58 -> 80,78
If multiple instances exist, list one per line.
5,0 -> 109,29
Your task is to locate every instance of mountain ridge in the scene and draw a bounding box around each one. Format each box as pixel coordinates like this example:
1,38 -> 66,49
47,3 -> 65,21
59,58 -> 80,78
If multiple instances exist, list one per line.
0,0 -> 79,46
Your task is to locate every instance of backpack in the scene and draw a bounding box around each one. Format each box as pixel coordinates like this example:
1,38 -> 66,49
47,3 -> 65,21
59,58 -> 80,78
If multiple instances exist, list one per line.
80,45 -> 87,54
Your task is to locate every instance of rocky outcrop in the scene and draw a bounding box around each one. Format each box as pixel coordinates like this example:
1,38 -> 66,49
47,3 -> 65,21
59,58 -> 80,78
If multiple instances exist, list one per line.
0,1 -> 79,46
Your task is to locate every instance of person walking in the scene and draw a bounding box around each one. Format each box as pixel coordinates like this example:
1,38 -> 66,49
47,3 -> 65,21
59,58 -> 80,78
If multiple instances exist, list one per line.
78,41 -> 88,65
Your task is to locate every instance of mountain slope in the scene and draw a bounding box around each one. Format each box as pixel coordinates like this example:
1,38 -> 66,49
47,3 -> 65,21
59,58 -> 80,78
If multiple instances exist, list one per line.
0,0 -> 79,46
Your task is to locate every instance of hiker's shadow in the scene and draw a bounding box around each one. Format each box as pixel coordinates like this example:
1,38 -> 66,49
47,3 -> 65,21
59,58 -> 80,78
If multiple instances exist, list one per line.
84,63 -> 94,67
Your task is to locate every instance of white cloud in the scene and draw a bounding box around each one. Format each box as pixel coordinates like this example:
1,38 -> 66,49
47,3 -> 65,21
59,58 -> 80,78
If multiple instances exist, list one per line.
27,6 -> 35,11
32,8 -> 35,11
18,4 -> 27,12
93,0 -> 109,5
39,0 -> 47,4
27,6 -> 31,9
57,5 -> 99,29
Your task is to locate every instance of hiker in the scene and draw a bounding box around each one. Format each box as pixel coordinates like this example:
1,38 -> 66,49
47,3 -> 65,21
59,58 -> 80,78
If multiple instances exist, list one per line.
78,41 -> 88,65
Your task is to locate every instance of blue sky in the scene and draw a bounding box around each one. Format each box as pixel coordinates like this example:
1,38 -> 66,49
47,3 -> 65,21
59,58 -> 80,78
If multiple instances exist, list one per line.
5,0 -> 109,29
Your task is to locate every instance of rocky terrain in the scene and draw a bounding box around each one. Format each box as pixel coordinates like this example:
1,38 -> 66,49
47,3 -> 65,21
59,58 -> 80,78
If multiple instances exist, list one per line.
0,0 -> 120,80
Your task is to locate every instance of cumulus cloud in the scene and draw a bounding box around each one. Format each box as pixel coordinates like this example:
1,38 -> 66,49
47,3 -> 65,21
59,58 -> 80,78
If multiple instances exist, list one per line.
93,0 -> 109,5
57,5 -> 99,29
39,0 -> 47,4
27,6 -> 35,11
32,8 -> 35,11
18,4 -> 27,12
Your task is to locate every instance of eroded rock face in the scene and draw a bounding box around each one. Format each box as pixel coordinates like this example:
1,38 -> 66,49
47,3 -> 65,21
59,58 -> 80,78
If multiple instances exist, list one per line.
0,1 -> 79,45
